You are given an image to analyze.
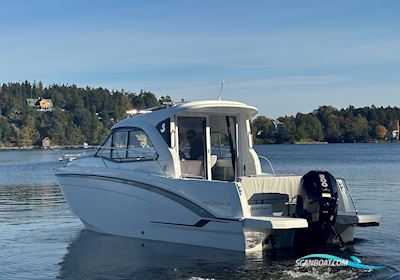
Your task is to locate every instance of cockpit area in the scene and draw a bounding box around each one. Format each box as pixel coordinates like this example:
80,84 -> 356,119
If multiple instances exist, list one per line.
96,100 -> 261,181
177,115 -> 237,181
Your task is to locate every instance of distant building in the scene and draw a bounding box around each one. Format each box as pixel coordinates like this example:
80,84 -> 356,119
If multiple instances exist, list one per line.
42,137 -> 51,149
26,97 -> 53,111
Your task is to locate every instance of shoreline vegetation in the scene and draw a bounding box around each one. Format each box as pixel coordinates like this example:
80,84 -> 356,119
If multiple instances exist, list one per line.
1,141 -> 397,151
1,81 -> 400,148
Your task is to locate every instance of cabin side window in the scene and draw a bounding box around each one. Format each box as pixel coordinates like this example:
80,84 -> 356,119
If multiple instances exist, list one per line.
127,129 -> 157,159
98,128 -> 157,161
112,131 -> 128,159
98,134 -> 112,158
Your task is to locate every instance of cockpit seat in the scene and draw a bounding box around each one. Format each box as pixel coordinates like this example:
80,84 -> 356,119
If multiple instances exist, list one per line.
248,192 -> 290,214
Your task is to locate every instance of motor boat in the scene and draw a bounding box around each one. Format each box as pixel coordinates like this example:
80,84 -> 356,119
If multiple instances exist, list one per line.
56,100 -> 381,252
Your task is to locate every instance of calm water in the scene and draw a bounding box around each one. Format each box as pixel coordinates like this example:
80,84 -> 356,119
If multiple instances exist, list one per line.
0,144 -> 399,280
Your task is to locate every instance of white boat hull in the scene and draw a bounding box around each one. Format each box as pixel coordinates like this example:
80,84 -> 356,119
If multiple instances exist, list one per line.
57,170 -> 312,251
58,173 -> 383,252
57,173 -> 248,251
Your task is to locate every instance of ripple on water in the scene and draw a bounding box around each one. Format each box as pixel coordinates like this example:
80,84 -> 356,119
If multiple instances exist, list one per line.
0,184 -> 82,280
1,146 -> 400,279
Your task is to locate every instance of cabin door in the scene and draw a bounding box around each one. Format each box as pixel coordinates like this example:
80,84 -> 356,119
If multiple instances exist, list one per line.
209,115 -> 237,181
177,116 -> 207,178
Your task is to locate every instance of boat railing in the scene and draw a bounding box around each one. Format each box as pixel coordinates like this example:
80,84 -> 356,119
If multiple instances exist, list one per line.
53,147 -> 94,165
258,155 -> 276,175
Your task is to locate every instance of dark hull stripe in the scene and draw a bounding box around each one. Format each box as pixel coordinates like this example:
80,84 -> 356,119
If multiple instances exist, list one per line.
150,219 -> 211,228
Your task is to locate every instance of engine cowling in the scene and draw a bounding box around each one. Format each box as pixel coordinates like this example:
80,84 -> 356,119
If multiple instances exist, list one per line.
295,170 -> 339,246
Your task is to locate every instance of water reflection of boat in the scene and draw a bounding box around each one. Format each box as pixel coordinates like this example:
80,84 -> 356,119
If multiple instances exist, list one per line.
58,230 -> 245,280
58,231 -> 368,280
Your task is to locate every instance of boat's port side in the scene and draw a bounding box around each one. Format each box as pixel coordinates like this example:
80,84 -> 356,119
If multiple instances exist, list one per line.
56,172 -> 249,251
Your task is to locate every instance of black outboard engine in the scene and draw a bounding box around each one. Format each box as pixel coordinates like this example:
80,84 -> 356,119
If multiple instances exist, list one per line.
294,170 -> 339,246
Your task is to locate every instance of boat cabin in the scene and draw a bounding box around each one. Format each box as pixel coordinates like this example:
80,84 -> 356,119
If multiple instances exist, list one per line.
100,100 -> 262,181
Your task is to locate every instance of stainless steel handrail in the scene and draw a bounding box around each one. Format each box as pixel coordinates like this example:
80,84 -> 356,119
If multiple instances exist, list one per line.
258,155 -> 276,175
52,148 -> 89,166
53,148 -> 67,166
94,145 -> 108,168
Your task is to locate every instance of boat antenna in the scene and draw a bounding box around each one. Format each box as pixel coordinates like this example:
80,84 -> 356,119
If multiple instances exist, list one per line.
218,80 -> 224,100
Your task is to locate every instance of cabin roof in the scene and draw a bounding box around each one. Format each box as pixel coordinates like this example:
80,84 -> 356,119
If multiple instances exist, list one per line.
113,100 -> 258,129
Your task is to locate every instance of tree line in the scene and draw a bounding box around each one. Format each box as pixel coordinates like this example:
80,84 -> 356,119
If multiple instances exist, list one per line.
0,81 -> 171,147
0,81 -> 399,146
251,105 -> 400,144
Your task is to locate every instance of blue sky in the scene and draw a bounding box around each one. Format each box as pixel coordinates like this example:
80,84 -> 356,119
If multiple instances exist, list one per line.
1,0 -> 400,118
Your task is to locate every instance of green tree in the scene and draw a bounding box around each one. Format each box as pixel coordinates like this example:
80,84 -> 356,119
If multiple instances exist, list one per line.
295,113 -> 324,142
341,114 -> 369,142
0,117 -> 11,143
47,110 -> 68,145
275,116 -> 296,144
315,106 -> 341,142
20,115 -> 40,146
251,116 -> 275,144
